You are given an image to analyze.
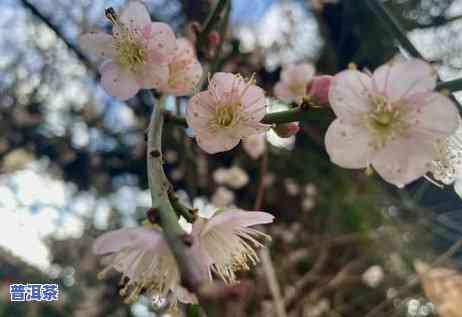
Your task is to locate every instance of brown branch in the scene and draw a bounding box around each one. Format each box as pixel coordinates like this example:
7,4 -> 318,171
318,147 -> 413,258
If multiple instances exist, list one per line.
20,0 -> 98,75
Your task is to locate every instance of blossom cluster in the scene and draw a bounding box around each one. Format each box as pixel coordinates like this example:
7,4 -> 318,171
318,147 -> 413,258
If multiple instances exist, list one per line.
94,208 -> 274,304
79,1 -> 202,100
79,0 -> 462,309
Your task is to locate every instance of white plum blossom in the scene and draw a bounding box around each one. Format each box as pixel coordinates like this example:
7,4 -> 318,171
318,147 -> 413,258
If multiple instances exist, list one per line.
79,1 -> 176,100
211,186 -> 235,207
187,72 -> 269,154
325,58 -> 460,187
93,226 -> 191,304
213,166 -> 249,189
274,63 -> 315,103
362,265 -> 385,288
430,123 -> 462,197
158,38 -> 203,96
93,209 -> 274,303
242,133 -> 266,159
190,209 -> 274,283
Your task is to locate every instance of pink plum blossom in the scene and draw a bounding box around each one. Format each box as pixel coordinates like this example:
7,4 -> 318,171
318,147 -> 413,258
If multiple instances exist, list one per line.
190,209 -> 274,283
158,38 -> 203,96
274,63 -> 315,103
93,209 -> 274,303
325,58 -> 459,187
187,73 -> 269,154
79,1 -> 176,100
92,226 -> 191,304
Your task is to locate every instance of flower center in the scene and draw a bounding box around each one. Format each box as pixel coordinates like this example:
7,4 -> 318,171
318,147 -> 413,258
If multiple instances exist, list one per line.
115,36 -> 146,71
211,105 -> 238,129
365,95 -> 409,149
288,83 -> 306,95
105,9 -> 147,71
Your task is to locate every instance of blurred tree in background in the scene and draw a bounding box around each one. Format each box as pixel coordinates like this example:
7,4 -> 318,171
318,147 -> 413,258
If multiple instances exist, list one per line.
2,0 -> 462,316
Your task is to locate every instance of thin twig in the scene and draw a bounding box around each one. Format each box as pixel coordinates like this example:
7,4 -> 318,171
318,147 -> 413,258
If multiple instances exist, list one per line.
20,0 -> 97,74
365,0 -> 462,112
165,107 -> 329,127
253,147 -> 288,317
364,239 -> 462,317
365,0 -> 423,59
197,0 -> 230,49
208,0 -> 231,75
146,93 -> 206,296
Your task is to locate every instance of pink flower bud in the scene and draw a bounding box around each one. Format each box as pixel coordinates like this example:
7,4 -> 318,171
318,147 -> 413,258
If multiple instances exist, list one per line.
273,122 -> 300,138
309,75 -> 333,105
208,31 -> 221,47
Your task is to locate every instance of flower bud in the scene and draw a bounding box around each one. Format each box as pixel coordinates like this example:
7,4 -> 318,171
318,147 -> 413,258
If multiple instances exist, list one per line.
207,31 -> 221,47
308,75 -> 333,105
273,122 -> 300,138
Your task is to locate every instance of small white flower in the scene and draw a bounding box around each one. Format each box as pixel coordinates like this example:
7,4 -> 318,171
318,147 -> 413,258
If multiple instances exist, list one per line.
284,178 -> 300,196
211,187 -> 235,207
430,124 -> 462,197
93,209 -> 274,304
362,265 -> 385,288
213,166 -> 249,189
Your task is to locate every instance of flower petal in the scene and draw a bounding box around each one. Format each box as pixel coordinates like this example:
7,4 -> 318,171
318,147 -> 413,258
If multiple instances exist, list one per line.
235,121 -> 270,139
92,227 -> 163,255
242,86 -> 266,121
202,210 -> 274,236
186,91 -> 215,133
196,131 -> 240,154
325,119 -> 373,169
158,38 -> 202,95
79,32 -> 116,59
329,70 -> 372,121
242,133 -> 266,159
135,62 -> 169,89
100,62 -> 140,100
120,1 -> 151,30
372,58 -> 436,102
146,22 -> 177,64
209,72 -> 238,100
171,58 -> 203,95
372,137 -> 434,187
408,93 -> 459,139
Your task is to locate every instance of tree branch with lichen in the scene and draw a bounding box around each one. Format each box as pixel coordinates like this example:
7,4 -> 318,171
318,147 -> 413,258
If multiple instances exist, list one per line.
146,93 -> 206,296
147,93 -> 250,311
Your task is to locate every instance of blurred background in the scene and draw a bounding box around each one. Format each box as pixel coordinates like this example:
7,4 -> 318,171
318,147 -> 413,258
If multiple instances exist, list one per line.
1,0 -> 462,316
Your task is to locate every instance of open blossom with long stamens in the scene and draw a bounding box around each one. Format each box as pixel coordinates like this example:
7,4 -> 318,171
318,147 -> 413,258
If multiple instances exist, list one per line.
79,1 -> 176,100
158,38 -> 203,96
187,72 -> 269,154
93,209 -> 274,304
92,226 -> 194,304
190,209 -> 274,284
325,58 -> 459,187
